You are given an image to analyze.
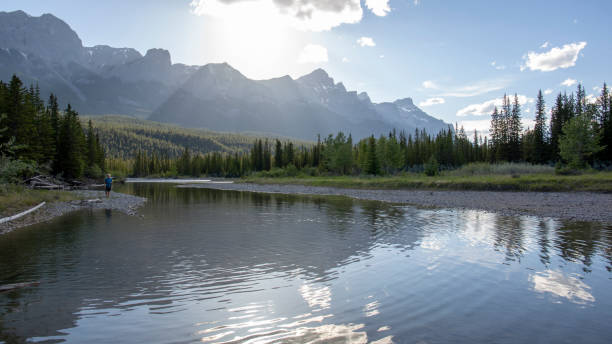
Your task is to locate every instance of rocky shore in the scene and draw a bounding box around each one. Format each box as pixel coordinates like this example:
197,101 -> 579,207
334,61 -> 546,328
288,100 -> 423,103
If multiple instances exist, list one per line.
181,182 -> 612,224
0,191 -> 146,235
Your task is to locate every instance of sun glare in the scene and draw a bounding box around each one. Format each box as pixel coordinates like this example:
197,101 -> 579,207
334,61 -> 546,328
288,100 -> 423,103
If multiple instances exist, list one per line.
196,1 -> 304,79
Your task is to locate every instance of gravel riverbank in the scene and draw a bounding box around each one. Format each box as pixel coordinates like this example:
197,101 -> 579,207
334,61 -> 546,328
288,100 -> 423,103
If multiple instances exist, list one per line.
181,183 -> 612,224
0,191 -> 146,235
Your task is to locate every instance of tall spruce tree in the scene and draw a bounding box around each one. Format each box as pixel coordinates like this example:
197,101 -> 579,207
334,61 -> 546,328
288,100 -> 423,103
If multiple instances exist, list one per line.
56,105 -> 86,179
550,93 -> 565,160
365,135 -> 380,175
274,139 -> 283,168
508,94 -> 522,162
597,83 -> 612,162
533,90 -> 548,163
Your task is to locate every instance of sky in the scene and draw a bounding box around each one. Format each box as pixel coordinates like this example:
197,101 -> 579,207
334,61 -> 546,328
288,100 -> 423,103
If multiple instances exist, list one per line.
2,0 -> 611,134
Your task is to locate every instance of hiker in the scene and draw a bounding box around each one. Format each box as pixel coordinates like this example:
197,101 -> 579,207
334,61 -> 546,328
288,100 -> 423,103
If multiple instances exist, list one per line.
104,174 -> 113,198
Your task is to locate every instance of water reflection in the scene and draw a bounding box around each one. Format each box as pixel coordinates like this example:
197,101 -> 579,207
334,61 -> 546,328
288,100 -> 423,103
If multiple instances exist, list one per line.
0,183 -> 611,343
531,270 -> 595,304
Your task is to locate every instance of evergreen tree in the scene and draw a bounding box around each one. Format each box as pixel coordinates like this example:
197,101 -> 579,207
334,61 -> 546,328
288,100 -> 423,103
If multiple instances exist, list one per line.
365,135 -> 380,175
559,113 -> 603,169
56,105 -> 86,179
597,83 -> 612,162
274,139 -> 283,168
285,141 -> 294,167
490,106 -> 500,162
533,90 -> 548,163
550,93 -> 565,160
508,94 -> 522,162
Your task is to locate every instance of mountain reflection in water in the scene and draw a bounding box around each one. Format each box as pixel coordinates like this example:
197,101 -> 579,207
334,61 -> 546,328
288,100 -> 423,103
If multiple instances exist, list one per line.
1,184 -> 611,343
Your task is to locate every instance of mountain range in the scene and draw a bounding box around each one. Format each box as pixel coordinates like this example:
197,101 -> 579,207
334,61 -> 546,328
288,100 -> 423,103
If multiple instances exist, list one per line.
0,10 -> 450,139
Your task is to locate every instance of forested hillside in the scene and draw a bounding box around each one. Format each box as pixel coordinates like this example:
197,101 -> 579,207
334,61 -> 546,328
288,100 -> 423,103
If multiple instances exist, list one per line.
84,115 -> 312,159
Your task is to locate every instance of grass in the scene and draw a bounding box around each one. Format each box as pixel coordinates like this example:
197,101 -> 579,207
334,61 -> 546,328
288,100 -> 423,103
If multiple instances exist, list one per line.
242,170 -> 612,193
0,184 -> 82,217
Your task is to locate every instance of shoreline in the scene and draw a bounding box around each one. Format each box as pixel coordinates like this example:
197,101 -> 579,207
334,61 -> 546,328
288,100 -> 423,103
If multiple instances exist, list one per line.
0,190 -> 146,235
180,182 -> 612,224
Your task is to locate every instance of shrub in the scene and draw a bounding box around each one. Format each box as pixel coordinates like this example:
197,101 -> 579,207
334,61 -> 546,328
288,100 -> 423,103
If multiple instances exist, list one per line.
0,156 -> 39,183
450,162 -> 554,176
424,156 -> 439,176
84,164 -> 104,179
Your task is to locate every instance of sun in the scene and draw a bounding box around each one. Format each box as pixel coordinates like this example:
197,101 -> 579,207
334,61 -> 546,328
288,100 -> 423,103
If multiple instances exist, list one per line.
195,1 -> 304,79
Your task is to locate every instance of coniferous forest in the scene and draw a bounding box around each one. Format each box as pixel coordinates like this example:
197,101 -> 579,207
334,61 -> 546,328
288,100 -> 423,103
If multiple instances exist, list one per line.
0,75 -> 105,182
2,74 -> 611,180
130,83 -> 612,178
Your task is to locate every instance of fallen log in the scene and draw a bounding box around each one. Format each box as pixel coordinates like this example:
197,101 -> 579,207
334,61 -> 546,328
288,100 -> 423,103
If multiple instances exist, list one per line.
33,185 -> 62,190
0,202 -> 46,224
0,281 -> 40,293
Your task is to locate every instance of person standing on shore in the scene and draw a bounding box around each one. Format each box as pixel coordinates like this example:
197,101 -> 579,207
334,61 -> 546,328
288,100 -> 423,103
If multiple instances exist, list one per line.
104,174 -> 113,198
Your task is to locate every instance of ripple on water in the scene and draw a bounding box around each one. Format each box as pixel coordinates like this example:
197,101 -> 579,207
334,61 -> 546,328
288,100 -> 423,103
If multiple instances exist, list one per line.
1,185 -> 611,343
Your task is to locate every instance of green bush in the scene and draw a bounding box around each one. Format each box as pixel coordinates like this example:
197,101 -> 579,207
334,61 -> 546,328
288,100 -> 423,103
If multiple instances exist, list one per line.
424,156 -> 439,176
450,162 -> 554,176
0,156 -> 39,183
84,164 -> 104,179
554,162 -> 582,176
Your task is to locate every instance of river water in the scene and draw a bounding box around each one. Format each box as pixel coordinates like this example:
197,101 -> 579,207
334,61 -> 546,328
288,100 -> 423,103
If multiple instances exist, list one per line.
1,183 -> 611,343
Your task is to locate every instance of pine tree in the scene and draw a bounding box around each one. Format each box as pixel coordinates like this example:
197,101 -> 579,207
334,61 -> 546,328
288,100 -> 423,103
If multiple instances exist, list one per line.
56,105 -> 86,179
550,93 -> 565,160
274,139 -> 283,168
575,83 -> 586,115
559,113 -> 603,169
508,94 -> 522,162
490,106 -> 500,162
285,141 -> 294,167
533,90 -> 548,163
365,135 -> 380,175
597,83 -> 612,162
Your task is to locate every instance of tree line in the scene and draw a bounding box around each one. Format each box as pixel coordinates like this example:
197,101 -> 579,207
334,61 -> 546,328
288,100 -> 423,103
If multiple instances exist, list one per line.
3,72 -> 610,180
0,75 -> 105,180
126,82 -> 610,178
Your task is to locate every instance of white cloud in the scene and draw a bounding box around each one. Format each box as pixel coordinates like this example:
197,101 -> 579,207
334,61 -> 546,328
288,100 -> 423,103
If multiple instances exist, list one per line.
521,42 -> 587,72
365,0 -> 390,17
525,108 -> 531,113
418,97 -> 445,107
593,86 -> 601,92
490,61 -> 506,70
544,88 -> 553,95
422,80 -> 438,89
297,44 -> 328,63
586,94 -> 598,104
561,78 -> 577,87
357,36 -> 376,47
379,54 -> 385,58
456,95 -> 535,117
190,0 -> 363,32
458,119 -> 492,136
440,80 -> 507,98
341,56 -> 350,63
540,41 -> 549,49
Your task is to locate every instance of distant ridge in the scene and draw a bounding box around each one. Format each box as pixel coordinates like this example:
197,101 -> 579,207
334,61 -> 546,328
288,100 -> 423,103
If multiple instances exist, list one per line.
0,10 -> 450,139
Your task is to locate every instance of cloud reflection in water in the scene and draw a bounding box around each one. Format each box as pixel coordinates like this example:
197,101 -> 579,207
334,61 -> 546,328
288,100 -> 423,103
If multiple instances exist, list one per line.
531,270 -> 595,304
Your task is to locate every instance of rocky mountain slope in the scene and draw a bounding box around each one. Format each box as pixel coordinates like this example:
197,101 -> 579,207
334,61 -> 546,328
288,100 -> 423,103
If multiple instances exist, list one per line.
0,10 -> 450,139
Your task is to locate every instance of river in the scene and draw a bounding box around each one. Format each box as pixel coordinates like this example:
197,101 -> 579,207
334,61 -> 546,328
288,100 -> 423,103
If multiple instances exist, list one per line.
1,182 -> 611,343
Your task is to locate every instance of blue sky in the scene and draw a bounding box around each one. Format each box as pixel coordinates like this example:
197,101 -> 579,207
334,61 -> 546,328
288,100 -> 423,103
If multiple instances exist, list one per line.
2,0 -> 611,133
